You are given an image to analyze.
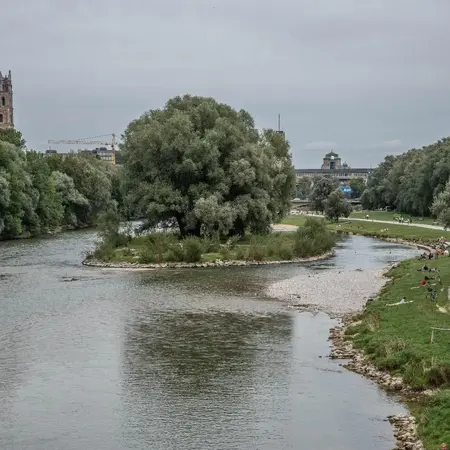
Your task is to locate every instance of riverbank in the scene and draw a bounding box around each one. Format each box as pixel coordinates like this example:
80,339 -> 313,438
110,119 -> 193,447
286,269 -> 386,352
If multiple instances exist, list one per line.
329,255 -> 450,449
282,215 -> 448,245
83,249 -> 335,269
85,217 -> 336,269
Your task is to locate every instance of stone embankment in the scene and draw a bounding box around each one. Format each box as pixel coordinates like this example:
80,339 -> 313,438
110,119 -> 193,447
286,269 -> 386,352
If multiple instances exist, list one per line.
82,250 -> 334,269
329,316 -> 428,450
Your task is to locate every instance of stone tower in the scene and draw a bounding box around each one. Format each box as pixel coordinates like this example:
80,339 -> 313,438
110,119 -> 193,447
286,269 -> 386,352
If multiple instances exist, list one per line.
321,151 -> 341,170
0,70 -> 14,129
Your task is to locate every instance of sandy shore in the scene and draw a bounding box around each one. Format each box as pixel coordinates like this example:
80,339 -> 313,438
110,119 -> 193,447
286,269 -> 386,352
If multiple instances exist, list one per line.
266,266 -> 391,316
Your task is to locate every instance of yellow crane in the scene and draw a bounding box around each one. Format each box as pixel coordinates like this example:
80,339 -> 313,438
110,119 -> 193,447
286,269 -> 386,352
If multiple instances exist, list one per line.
47,133 -> 117,164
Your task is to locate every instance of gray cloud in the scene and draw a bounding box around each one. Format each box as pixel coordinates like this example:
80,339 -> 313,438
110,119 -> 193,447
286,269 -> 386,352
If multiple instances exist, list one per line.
3,0 -> 450,168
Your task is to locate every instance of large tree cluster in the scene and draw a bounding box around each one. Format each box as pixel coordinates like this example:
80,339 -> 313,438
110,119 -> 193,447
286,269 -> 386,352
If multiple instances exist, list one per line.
0,129 -> 121,239
121,95 -> 296,237
361,137 -> 450,222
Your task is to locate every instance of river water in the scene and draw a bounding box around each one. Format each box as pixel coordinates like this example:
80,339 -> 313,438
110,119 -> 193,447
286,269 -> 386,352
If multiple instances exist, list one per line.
0,231 -> 419,450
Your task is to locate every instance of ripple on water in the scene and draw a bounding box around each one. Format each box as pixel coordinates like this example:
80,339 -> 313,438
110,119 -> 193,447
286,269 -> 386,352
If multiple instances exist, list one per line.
0,231 -> 413,450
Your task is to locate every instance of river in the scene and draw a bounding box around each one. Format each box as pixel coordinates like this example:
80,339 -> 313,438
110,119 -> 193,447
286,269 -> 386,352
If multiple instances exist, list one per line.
0,230 -> 420,450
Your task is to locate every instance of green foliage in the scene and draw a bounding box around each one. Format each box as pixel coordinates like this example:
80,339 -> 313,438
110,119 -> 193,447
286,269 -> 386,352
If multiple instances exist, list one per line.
344,255 -> 450,449
295,176 -> 312,200
0,128 -> 26,148
348,177 -> 366,198
182,237 -> 204,262
362,137 -> 450,216
418,391 -> 450,449
120,94 -> 296,237
92,220 -> 336,264
293,217 -> 336,257
282,214 -> 448,244
324,189 -> 352,222
431,179 -> 450,228
310,176 -> 339,213
0,137 -> 121,239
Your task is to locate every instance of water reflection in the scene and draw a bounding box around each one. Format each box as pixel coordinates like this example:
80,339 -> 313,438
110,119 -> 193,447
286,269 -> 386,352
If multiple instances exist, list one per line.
123,309 -> 292,395
0,230 -> 417,450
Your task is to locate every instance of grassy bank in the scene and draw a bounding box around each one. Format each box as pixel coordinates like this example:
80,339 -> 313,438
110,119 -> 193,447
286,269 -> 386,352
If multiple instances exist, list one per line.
349,210 -> 439,225
345,256 -> 450,448
282,215 -> 447,244
87,217 -> 336,265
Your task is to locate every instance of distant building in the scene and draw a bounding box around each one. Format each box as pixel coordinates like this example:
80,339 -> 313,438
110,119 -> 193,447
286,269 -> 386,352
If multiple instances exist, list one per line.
45,147 -> 116,164
296,152 -> 372,184
0,70 -> 14,130
91,147 -> 115,163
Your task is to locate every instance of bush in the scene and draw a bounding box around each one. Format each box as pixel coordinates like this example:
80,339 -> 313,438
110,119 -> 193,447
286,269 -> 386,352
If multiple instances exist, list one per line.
167,242 -> 185,261
182,237 -> 203,262
247,236 -> 267,261
139,248 -> 157,264
142,233 -> 176,263
92,241 -> 115,261
234,246 -> 247,260
278,243 -> 294,260
202,235 -> 221,253
294,217 -> 335,257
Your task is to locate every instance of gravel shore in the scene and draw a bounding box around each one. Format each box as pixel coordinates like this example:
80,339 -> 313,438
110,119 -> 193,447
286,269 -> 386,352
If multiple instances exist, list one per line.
266,266 -> 391,315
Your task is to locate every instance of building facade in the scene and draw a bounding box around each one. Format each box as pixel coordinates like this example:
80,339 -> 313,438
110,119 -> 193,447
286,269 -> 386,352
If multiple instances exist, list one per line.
296,152 -> 372,184
0,70 -> 14,130
45,147 -> 116,164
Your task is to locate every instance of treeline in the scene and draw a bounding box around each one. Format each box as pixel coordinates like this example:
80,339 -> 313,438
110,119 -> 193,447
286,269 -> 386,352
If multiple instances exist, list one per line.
0,129 -> 123,239
362,137 -> 450,222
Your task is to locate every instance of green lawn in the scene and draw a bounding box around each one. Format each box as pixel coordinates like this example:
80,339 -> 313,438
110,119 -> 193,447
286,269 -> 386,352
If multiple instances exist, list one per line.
281,215 -> 447,244
350,210 -> 439,225
282,213 -> 450,448
346,256 -> 450,449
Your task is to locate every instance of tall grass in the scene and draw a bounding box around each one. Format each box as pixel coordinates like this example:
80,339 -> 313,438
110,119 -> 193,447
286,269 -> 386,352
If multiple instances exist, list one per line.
294,217 -> 336,258
89,217 -> 336,264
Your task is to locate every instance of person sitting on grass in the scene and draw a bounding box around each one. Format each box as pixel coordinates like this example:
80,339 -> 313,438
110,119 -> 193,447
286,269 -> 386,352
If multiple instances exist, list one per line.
441,443 -> 448,450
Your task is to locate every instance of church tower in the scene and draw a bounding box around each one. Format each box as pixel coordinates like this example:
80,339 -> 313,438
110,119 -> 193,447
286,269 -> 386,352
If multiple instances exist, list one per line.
0,70 -> 14,129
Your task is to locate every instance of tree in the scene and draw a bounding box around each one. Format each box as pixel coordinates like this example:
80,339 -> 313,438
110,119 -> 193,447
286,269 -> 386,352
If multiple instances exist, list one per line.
121,94 -> 295,237
361,137 -> 450,216
296,176 -> 312,199
431,179 -> 450,227
0,128 -> 26,149
324,189 -> 352,222
310,176 -> 338,213
0,141 -> 37,237
349,177 -> 366,199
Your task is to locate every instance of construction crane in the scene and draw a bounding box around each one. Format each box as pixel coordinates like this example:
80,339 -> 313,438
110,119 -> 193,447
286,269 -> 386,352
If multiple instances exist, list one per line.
47,133 -> 117,164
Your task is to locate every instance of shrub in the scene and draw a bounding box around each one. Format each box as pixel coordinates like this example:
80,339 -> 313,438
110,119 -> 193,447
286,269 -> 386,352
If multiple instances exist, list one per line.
202,235 -> 221,253
278,243 -> 294,260
167,242 -> 185,261
294,217 -> 335,257
247,236 -> 266,261
143,233 -> 176,263
234,246 -> 247,260
182,237 -> 203,262
139,248 -> 156,264
92,241 -> 115,261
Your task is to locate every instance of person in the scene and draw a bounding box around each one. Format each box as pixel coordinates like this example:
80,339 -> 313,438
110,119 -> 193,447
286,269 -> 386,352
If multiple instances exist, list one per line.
386,297 -> 413,306
440,443 -> 448,450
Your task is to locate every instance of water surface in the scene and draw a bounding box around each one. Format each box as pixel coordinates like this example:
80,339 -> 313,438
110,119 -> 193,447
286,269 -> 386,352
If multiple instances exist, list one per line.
0,232 -> 419,449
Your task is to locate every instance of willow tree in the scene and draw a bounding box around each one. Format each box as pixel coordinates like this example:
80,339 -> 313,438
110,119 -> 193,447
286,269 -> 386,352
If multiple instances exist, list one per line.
121,95 -> 296,237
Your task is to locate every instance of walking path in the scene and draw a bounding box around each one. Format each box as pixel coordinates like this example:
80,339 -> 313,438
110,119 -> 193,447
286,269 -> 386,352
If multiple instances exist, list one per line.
273,215 -> 448,233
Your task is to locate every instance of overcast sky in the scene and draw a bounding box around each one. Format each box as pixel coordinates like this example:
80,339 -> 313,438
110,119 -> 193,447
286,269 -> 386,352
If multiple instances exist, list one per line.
3,0 -> 450,168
